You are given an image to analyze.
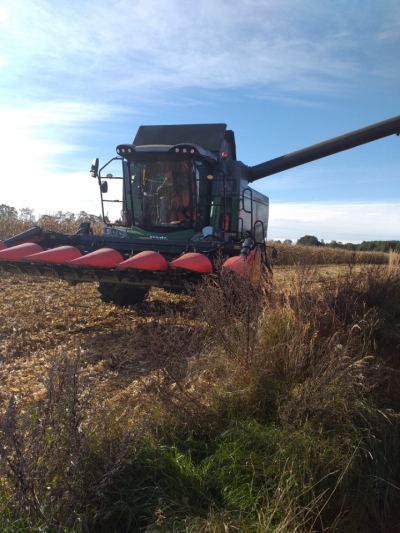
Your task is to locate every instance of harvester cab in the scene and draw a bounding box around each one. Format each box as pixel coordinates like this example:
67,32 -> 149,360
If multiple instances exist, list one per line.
1,116 -> 400,306
92,123 -> 269,248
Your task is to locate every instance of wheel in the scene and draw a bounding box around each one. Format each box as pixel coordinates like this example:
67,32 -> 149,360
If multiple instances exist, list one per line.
97,283 -> 149,306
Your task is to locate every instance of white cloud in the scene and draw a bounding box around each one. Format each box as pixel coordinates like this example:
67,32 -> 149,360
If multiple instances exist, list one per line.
0,102 -> 133,129
0,102 -> 130,215
0,104 -> 99,180
0,6 -> 9,26
3,170 -> 100,217
269,202 -> 400,243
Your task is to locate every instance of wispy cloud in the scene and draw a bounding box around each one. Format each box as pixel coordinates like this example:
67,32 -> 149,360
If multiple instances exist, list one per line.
2,0 -> 397,103
0,101 -> 134,161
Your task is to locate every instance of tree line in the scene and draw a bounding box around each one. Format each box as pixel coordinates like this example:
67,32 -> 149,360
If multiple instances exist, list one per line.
297,235 -> 400,253
0,204 -> 102,226
274,234 -> 400,253
1,204 -> 398,253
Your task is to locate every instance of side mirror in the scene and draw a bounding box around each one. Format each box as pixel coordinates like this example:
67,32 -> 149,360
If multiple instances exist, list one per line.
90,158 -> 99,178
100,181 -> 108,193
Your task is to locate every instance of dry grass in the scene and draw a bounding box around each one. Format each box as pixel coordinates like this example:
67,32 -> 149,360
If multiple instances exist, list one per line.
1,248 -> 400,530
1,261 -> 399,421
388,250 -> 400,274
0,273 -> 195,422
0,215 -> 103,242
271,242 -> 388,265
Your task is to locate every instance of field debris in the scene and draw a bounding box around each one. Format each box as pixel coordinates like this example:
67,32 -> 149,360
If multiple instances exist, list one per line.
0,271 -> 195,417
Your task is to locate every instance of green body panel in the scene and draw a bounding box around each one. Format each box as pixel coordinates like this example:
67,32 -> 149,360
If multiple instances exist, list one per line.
126,226 -> 195,241
209,195 -> 246,233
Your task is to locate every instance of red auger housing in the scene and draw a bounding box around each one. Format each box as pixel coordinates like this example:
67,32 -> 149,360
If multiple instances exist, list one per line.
1,117 -> 399,305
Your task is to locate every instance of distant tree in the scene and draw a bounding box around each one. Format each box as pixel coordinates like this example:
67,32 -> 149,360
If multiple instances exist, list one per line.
19,207 -> 35,222
328,240 -> 345,249
359,241 -> 377,252
54,211 -> 76,224
283,239 -> 293,245
65,211 -> 76,223
0,204 -> 18,220
384,241 -> 400,253
37,214 -> 56,225
296,235 -> 321,247
76,211 -> 103,224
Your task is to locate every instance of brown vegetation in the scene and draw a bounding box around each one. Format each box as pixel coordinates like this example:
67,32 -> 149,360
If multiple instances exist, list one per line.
1,221 -> 400,531
0,213 -> 103,242
1,258 -> 400,531
271,241 -> 388,265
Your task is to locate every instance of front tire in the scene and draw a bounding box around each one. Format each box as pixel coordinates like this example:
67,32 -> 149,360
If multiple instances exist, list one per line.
97,283 -> 149,306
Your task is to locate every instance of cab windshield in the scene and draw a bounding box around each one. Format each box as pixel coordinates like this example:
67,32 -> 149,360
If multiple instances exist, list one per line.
129,158 -> 211,230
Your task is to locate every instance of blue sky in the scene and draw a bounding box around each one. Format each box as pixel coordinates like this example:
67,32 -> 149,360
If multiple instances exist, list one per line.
1,0 -> 399,243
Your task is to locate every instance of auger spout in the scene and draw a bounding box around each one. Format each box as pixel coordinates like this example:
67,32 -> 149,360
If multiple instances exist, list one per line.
248,115 -> 400,182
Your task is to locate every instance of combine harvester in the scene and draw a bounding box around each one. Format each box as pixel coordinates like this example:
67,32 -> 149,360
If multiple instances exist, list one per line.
1,118 -> 399,305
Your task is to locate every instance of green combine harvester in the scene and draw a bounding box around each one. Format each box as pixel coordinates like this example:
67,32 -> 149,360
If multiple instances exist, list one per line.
1,117 -> 399,305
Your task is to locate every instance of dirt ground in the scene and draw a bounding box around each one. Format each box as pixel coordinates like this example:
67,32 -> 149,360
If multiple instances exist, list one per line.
0,263 -> 373,417
0,271 -> 197,420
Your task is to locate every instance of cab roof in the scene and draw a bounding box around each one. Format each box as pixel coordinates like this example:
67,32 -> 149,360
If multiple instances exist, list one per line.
133,123 -> 236,160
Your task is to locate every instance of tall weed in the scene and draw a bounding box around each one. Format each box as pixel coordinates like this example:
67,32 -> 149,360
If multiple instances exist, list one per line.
0,352 -> 139,531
